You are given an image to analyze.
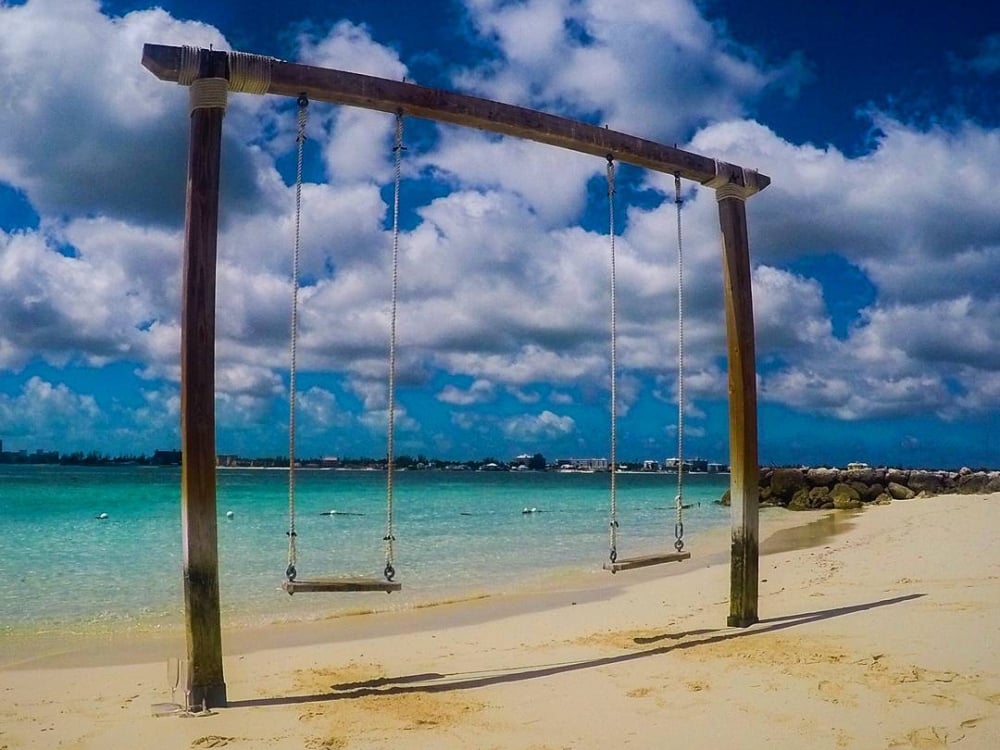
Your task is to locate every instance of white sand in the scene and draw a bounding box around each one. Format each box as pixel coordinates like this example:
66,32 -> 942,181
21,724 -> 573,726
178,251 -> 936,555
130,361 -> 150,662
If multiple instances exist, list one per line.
2,492 -> 998,749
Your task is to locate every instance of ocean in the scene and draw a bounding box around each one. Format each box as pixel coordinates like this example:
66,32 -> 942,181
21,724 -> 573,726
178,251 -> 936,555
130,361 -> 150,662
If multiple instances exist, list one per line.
0,464 -> 730,636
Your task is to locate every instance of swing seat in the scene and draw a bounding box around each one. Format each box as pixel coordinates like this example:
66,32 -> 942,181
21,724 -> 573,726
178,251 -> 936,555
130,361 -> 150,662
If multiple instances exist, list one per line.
282,577 -> 402,594
603,550 -> 691,572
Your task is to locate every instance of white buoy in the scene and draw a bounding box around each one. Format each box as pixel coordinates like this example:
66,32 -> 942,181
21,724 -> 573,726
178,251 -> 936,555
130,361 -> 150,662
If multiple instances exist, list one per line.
226,510 -> 234,519
96,512 -> 109,520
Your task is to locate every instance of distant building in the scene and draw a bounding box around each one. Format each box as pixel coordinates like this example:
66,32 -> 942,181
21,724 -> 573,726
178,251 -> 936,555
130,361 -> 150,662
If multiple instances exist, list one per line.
557,457 -> 609,472
511,453 -> 547,471
664,457 -> 710,472
641,460 -> 661,472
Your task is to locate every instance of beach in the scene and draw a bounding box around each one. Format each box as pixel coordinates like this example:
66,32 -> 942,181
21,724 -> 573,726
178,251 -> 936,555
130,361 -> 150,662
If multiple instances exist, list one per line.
2,491 -> 998,749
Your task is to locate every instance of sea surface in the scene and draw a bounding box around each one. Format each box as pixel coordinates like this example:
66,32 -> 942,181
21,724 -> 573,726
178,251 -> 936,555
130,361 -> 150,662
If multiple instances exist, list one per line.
0,464 -> 731,635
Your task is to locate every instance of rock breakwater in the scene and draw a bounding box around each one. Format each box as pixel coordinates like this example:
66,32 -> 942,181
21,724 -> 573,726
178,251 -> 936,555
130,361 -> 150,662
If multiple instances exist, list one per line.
721,466 -> 1000,510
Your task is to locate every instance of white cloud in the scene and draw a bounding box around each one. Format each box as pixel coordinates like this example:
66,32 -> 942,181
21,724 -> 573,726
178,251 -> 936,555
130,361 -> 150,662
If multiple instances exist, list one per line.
456,0 -> 805,141
0,0 -> 996,458
688,115 -> 1000,420
297,386 -> 351,431
0,376 -> 100,444
0,0 -> 280,224
419,131 -> 600,227
853,297 -> 1000,371
296,20 -> 408,186
358,404 -> 419,435
501,409 -> 575,440
508,386 -> 541,404
441,345 -> 605,387
437,379 -> 496,405
752,266 -> 833,353
0,227 -> 158,369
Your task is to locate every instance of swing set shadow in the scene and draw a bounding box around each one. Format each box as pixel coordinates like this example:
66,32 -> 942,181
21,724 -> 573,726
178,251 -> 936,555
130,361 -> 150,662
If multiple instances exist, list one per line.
227,592 -> 924,710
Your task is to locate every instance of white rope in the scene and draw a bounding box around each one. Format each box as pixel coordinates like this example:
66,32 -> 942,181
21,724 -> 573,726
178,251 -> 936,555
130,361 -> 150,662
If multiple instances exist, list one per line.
228,51 -> 272,95
177,45 -> 200,86
383,111 -> 404,582
188,78 -> 228,114
177,47 -> 271,95
606,156 -> 619,564
286,95 -> 308,580
673,174 -> 686,553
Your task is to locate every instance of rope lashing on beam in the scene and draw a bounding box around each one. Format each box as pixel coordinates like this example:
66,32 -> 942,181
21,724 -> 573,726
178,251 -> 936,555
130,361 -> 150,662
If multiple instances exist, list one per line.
177,45 -> 201,86
228,51 -> 273,95
714,182 -> 752,202
177,45 -> 273,96
189,78 -> 228,114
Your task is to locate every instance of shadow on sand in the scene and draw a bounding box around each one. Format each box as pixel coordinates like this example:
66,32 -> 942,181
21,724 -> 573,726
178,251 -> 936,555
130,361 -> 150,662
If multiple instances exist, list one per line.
228,592 -> 924,709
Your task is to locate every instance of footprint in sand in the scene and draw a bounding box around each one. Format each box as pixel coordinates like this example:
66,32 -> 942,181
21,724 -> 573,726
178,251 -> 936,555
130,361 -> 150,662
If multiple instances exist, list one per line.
191,737 -> 237,748
889,726 -> 961,749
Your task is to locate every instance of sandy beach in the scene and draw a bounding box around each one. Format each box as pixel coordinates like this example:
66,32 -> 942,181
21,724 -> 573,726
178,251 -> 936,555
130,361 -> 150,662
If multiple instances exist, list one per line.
2,492 -> 998,749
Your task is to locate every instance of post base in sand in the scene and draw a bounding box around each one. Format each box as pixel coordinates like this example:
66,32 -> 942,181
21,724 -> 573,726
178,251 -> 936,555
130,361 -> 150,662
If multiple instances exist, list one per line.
189,683 -> 227,710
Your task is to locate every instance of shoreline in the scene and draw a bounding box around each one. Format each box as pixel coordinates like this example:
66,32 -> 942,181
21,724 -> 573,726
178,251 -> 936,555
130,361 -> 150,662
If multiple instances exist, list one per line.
2,492 -> 997,749
1,504 -> 846,671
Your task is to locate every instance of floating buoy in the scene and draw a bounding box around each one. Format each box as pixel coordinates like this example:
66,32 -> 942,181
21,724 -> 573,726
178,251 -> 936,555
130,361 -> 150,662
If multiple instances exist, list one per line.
522,507 -> 538,514
96,512 -> 109,520
226,510 -> 234,519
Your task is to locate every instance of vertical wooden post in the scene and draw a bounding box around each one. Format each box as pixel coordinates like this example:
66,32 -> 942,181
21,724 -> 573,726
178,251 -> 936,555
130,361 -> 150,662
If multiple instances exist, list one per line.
180,50 -> 229,708
716,182 -> 760,628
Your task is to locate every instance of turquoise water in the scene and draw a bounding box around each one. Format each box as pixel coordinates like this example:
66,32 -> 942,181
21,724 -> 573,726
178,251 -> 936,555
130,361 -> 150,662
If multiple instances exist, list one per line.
0,465 -> 729,634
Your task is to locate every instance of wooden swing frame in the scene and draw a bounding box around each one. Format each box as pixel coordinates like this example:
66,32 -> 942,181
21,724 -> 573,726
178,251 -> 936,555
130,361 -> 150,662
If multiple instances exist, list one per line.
142,43 -> 767,708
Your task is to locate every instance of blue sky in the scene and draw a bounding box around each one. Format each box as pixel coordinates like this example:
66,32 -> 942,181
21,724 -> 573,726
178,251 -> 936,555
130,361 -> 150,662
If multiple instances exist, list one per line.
0,0 -> 997,468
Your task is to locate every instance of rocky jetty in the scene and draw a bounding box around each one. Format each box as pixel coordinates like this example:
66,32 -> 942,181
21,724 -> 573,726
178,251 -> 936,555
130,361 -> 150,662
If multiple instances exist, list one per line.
721,466 -> 1000,510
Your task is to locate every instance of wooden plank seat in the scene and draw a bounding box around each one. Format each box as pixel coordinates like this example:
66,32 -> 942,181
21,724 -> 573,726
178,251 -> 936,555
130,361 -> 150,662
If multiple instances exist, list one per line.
603,551 -> 691,572
282,577 -> 402,594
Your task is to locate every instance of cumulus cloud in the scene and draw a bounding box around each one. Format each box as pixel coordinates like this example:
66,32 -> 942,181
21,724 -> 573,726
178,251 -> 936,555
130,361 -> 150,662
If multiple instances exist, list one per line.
437,378 -> 496,405
0,0 -> 278,225
501,409 -> 575,440
0,0 -> 996,460
418,131 -> 601,227
455,0 -> 806,140
296,20 -> 409,186
0,226 -> 167,370
690,115 -> 1000,421
297,386 -> 352,432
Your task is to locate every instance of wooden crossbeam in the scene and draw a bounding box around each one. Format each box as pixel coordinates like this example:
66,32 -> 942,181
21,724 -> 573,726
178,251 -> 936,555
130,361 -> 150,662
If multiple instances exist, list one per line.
141,44 -> 769,194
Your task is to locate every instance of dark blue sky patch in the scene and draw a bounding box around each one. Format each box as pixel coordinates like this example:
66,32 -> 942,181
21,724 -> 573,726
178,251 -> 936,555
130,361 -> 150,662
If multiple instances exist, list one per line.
0,183 -> 39,231
784,254 -> 877,340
